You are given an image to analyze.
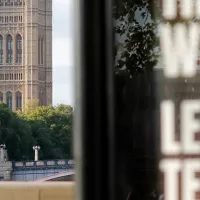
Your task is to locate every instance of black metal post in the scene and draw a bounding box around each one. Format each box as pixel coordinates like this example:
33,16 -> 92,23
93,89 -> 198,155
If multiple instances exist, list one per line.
73,0 -> 115,200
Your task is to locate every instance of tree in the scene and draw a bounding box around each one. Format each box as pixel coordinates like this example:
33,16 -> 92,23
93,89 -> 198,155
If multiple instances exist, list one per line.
28,119 -> 54,160
0,102 -> 34,160
21,104 -> 73,159
23,99 -> 40,114
0,102 -> 73,161
49,105 -> 73,158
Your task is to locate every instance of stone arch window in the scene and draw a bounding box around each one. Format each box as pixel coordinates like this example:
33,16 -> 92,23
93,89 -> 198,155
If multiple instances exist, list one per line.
0,35 -> 3,64
41,37 -> 44,64
38,37 -> 40,64
6,34 -> 13,64
0,92 -> 3,102
16,34 -> 22,64
16,91 -> 22,110
39,90 -> 45,106
6,91 -> 12,110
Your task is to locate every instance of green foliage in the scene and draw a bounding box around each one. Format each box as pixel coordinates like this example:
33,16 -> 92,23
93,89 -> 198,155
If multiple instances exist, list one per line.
23,99 -> 40,114
114,0 -> 159,74
0,102 -> 73,161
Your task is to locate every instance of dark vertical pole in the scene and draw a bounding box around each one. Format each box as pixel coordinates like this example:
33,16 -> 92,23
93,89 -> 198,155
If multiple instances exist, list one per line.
74,1 -> 114,200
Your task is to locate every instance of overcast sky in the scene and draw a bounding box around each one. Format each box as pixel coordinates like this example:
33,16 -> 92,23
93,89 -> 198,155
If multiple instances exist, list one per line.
52,0 -> 74,106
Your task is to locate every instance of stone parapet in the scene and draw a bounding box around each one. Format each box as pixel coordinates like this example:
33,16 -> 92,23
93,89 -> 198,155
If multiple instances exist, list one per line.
0,182 -> 75,200
0,161 -> 12,180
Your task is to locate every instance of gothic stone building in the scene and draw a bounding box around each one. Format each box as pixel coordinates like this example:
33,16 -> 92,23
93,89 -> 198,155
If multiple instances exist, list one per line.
0,0 -> 52,111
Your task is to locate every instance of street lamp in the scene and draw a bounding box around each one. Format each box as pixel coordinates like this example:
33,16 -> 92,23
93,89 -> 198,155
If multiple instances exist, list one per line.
4,171 -> 9,181
33,145 -> 40,161
0,144 -> 6,161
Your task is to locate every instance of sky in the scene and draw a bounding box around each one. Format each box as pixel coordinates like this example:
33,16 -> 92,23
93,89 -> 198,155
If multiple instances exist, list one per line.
52,0 -> 74,106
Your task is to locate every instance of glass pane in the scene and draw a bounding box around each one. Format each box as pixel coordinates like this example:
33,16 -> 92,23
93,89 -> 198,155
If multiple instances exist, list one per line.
0,0 -> 74,183
112,1 -> 200,200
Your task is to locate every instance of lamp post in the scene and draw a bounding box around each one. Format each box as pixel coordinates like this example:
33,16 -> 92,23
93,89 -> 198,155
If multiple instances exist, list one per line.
0,144 -> 6,161
33,145 -> 40,161
4,171 -> 9,181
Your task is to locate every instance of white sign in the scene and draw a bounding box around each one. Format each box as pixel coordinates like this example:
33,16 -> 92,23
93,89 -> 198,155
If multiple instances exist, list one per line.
160,1 -> 200,200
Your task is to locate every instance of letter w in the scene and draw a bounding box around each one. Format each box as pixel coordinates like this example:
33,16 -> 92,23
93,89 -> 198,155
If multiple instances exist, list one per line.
160,23 -> 199,78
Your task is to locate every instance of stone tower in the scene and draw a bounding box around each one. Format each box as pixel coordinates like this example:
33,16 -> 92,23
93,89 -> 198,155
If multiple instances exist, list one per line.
0,0 -> 52,111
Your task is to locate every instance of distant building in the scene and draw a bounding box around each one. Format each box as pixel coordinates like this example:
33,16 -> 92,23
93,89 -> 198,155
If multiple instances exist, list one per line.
0,0 -> 52,111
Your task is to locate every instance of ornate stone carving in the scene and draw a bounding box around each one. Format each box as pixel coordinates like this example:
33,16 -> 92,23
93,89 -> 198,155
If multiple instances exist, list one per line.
14,85 -> 21,91
0,1 -> 52,111
5,85 -> 12,91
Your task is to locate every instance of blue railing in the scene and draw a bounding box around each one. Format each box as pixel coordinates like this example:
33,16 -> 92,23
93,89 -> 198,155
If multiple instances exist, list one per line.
12,159 -> 74,170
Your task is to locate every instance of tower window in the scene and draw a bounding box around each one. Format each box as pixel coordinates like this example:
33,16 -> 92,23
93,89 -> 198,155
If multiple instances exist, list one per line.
16,34 -> 22,64
38,38 -> 40,64
0,35 -> 3,64
16,91 -> 22,110
7,35 -> 13,64
0,92 -> 3,102
41,38 -> 44,64
0,74 -> 4,80
6,91 -> 12,110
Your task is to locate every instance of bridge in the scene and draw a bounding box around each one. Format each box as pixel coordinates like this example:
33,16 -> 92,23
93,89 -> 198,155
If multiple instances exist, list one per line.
0,147 -> 75,181
34,170 -> 75,182
0,159 -> 75,181
11,159 -> 75,181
